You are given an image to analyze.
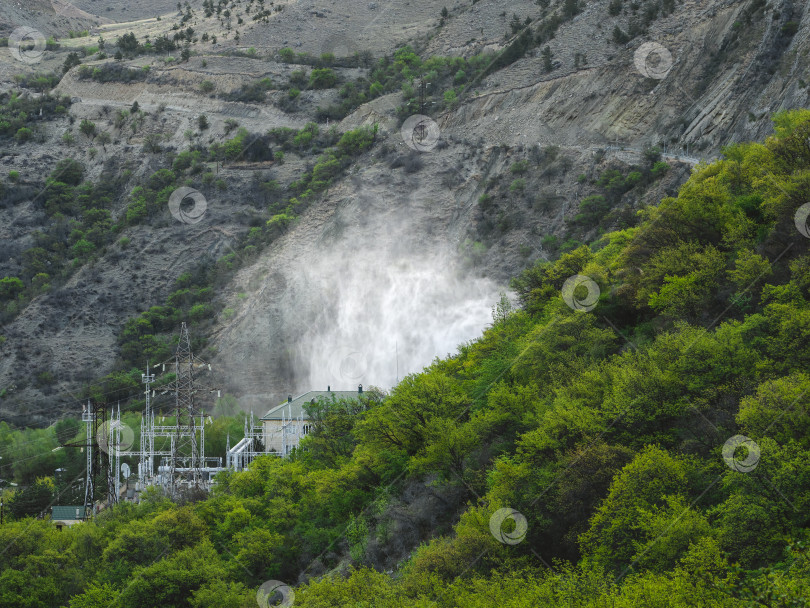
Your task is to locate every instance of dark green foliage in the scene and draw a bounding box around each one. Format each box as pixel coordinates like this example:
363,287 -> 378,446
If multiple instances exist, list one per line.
572,194 -> 610,225
301,394 -> 382,467
0,91 -> 71,139
613,25 -> 630,44
77,63 -> 148,83
7,478 -> 53,518
116,32 -> 140,56
14,72 -> 61,92
63,52 -> 82,74
487,28 -> 533,75
0,158 -> 130,323
309,68 -> 337,89
0,277 -> 24,301
210,128 -> 276,163
541,45 -> 553,72
222,77 -> 273,103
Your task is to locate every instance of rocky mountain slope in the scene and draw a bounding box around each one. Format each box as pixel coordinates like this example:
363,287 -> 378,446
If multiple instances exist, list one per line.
0,0 -> 808,424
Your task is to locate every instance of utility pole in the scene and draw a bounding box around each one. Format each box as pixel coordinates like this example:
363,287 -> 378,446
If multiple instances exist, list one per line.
141,363 -> 155,485
107,410 -> 116,507
64,401 -> 108,517
113,403 -> 121,505
81,401 -> 94,516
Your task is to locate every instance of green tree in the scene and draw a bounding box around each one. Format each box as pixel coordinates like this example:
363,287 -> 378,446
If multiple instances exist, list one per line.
309,68 -> 337,89
541,46 -> 554,72
72,239 -> 96,259
117,541 -> 226,607
0,277 -> 24,300
63,51 -> 82,74
79,119 -> 96,138
68,583 -> 119,607
355,370 -> 468,459
579,446 -> 695,573
643,242 -> 726,319
14,127 -> 32,142
7,478 -> 53,518
336,125 -> 377,156
96,131 -> 111,148
190,580 -> 255,608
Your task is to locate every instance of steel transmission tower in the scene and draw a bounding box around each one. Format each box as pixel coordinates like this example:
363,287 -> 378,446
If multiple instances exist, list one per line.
65,400 -> 114,517
169,322 -> 206,494
136,324 -> 219,497
106,404 -> 122,507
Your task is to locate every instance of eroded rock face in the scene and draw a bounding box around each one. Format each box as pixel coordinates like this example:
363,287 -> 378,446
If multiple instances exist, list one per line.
213,153 -> 504,403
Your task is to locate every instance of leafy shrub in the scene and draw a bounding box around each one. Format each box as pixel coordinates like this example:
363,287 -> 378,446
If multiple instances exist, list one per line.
309,68 -> 337,89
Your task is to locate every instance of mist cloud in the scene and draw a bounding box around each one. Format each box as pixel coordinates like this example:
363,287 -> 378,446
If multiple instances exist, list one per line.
287,244 -> 500,392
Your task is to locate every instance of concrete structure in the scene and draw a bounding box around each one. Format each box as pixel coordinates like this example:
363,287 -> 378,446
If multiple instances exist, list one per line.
260,386 -> 365,456
51,505 -> 86,529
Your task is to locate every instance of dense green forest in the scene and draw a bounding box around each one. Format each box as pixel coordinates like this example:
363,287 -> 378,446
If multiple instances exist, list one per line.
3,111 -> 810,606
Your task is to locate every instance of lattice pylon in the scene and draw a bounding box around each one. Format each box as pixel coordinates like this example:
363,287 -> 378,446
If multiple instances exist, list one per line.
170,322 -> 204,494
81,401 -> 94,516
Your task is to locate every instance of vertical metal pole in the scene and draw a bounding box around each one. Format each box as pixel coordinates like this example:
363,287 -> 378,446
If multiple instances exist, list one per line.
108,413 -> 114,506
82,401 -> 94,517
142,362 -> 154,485
114,403 -> 121,504
200,413 -> 205,488
172,352 -> 181,496
150,410 -> 155,478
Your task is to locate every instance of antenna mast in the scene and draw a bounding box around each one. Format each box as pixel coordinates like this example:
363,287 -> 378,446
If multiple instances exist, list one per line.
81,401 -> 94,516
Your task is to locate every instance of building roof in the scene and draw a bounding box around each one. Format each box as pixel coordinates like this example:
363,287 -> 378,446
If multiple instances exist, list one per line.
260,388 -> 364,420
52,505 -> 86,521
